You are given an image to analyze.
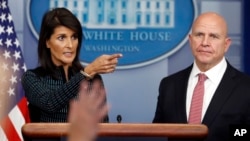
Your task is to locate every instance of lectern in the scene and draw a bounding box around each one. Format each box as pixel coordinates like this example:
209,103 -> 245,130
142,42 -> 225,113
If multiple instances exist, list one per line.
21,123 -> 208,141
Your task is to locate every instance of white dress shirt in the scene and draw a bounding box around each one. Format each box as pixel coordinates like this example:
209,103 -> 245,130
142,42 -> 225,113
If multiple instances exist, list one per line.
186,57 -> 227,121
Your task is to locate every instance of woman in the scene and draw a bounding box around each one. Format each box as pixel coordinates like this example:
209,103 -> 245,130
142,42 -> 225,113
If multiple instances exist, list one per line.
21,7 -> 122,122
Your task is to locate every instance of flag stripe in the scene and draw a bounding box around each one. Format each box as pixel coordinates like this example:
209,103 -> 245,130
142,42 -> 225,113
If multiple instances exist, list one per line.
0,127 -> 8,141
9,104 -> 25,140
18,97 -> 30,123
1,117 -> 21,141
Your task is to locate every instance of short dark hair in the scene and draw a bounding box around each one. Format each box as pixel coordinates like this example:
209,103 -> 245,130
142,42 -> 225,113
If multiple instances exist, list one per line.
37,7 -> 83,75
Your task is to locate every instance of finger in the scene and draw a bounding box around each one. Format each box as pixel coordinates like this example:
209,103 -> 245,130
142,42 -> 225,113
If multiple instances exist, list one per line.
90,88 -> 108,122
90,79 -> 103,89
96,65 -> 116,73
79,80 -> 90,95
96,104 -> 110,122
108,53 -> 123,60
88,79 -> 106,106
90,83 -> 106,107
89,79 -> 103,94
101,67 -> 115,73
68,80 -> 90,122
68,100 -> 77,122
90,94 -> 107,122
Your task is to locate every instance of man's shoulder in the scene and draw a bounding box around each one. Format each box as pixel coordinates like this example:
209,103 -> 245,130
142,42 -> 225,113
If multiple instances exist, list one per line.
161,65 -> 193,82
226,63 -> 250,80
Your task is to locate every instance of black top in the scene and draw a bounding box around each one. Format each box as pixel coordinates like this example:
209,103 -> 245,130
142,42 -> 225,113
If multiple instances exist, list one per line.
21,66 -> 108,123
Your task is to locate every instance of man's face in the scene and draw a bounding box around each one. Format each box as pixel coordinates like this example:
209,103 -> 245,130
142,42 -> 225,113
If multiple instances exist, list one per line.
188,14 -> 231,71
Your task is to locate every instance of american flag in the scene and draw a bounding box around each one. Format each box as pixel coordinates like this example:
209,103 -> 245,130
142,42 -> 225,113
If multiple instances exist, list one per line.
0,0 -> 30,140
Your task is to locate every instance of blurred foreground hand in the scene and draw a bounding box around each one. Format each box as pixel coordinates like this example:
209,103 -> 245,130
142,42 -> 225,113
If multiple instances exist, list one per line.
68,79 -> 109,141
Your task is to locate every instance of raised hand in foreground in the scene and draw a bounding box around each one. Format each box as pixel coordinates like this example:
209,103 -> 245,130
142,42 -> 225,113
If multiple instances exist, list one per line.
68,79 -> 109,141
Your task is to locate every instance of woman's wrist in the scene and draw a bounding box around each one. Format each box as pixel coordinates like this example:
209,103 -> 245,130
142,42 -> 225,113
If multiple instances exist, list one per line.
81,66 -> 96,79
80,70 -> 93,80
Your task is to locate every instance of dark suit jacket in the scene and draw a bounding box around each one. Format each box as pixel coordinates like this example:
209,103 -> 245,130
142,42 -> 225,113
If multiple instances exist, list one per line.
153,62 -> 250,141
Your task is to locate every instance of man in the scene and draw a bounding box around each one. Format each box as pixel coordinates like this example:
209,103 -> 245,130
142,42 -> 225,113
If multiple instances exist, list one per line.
153,12 -> 250,141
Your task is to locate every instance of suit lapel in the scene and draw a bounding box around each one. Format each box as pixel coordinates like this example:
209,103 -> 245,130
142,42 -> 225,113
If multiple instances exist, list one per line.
202,64 -> 237,126
174,66 -> 192,123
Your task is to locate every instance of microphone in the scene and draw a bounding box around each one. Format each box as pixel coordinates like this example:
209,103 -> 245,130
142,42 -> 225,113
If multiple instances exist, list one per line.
116,114 -> 122,123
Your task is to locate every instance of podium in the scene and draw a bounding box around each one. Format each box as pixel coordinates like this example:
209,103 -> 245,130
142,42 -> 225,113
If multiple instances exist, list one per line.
22,123 -> 208,141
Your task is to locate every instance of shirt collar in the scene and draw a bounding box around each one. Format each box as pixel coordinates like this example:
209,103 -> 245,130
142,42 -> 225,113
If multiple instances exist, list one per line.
191,57 -> 227,83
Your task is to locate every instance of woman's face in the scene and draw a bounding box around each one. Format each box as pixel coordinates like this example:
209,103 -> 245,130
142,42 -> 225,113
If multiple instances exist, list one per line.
46,25 -> 79,67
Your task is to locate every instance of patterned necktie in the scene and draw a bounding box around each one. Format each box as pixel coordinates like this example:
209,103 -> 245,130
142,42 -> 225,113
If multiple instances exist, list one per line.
188,73 -> 207,124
